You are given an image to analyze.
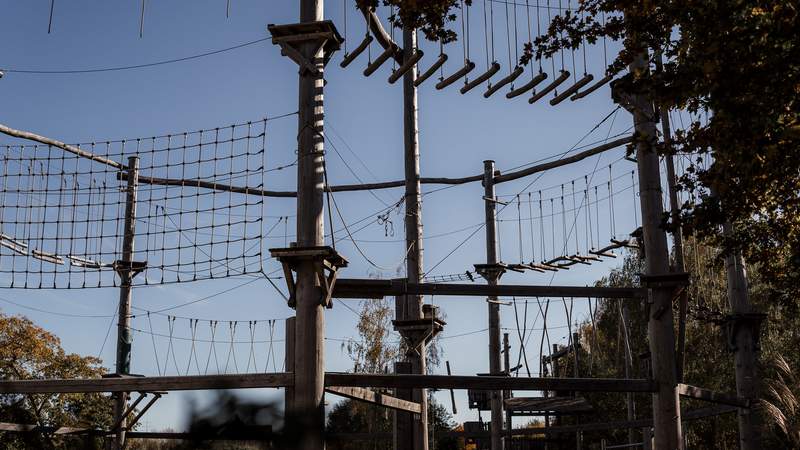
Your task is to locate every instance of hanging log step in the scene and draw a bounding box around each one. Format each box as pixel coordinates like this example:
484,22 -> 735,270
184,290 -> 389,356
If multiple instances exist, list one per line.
571,74 -> 614,101
340,34 -> 373,68
529,70 -> 570,104
363,44 -> 399,77
460,62 -> 501,94
507,71 -> 547,99
436,60 -> 476,90
484,66 -> 524,98
550,74 -> 595,105
388,49 -> 424,84
414,53 -> 448,87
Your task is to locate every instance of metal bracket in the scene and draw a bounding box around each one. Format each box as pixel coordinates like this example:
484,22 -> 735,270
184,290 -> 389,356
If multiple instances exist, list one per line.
113,260 -> 147,278
270,245 -> 348,309
268,21 -> 344,75
723,313 -> 766,352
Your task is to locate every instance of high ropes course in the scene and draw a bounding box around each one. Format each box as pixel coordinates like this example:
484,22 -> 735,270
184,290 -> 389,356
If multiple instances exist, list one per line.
0,2 -> 755,450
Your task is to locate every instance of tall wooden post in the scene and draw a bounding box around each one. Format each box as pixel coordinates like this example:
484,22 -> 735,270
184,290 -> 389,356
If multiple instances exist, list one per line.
721,220 -> 761,450
295,0 -> 327,447
656,56 -> 689,383
621,303 -> 636,446
399,27 -> 429,450
503,333 -> 512,441
284,316 -> 296,416
623,48 -> 683,448
113,156 -> 139,450
483,160 -> 504,450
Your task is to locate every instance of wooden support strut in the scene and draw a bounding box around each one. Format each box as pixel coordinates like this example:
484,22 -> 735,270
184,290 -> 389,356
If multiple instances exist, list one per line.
414,53 -> 448,87
270,246 -> 348,308
529,70 -> 570,104
436,60 -> 476,90
325,386 -> 422,414
484,66 -> 524,98
460,62 -> 501,94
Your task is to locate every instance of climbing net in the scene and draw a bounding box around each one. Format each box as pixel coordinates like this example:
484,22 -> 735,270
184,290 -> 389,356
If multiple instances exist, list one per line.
0,119 -> 270,288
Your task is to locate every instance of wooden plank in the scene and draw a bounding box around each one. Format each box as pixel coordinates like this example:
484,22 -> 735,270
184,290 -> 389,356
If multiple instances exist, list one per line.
677,383 -> 749,408
325,373 -> 656,393
0,373 -> 293,394
325,386 -> 421,414
331,279 -> 647,299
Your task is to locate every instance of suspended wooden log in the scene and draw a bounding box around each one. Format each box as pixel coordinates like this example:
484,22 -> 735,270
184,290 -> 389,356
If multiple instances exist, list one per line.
570,74 -> 614,101
435,60 -> 476,90
388,49 -> 424,84
550,74 -> 595,105
340,34 -> 374,68
414,53 -> 448,87
363,44 -> 399,77
0,234 -> 28,255
484,66 -> 524,98
67,255 -> 110,269
31,249 -> 64,265
460,62 -> 501,94
507,71 -> 548,99
529,71 -> 570,104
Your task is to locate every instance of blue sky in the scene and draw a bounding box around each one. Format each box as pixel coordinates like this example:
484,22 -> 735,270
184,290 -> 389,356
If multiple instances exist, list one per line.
0,0 -> 641,431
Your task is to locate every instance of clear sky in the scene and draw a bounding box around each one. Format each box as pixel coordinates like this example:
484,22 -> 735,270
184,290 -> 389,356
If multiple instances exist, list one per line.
0,0 -> 640,431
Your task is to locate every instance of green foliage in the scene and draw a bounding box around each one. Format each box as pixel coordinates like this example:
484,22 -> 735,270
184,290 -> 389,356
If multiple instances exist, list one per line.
0,311 -> 113,449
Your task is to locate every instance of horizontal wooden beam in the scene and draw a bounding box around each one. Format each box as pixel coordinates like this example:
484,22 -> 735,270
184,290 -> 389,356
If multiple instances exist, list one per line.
325,373 -> 656,393
123,137 -> 632,197
0,123 -> 124,169
325,386 -> 421,414
678,383 -> 749,408
332,279 -> 647,299
0,373 -> 293,394
0,372 -> 652,395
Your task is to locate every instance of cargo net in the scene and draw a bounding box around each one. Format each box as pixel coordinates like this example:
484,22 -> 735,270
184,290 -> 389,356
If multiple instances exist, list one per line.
0,120 -> 268,288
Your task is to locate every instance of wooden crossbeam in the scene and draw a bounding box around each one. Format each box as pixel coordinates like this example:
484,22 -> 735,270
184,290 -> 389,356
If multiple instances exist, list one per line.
678,383 -> 749,408
0,373 -> 293,394
325,386 -> 421,414
121,136 -> 632,197
331,279 -> 647,299
325,373 -> 656,393
0,373 -> 651,395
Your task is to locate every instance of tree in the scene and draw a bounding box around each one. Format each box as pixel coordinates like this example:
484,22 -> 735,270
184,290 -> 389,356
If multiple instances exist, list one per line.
0,311 -> 113,449
329,298 -> 456,448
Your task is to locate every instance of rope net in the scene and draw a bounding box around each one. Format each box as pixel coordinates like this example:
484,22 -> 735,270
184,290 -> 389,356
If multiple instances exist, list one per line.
0,119 -> 268,288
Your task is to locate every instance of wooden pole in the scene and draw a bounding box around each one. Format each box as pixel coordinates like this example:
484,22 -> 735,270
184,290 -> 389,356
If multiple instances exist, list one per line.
655,53 -> 689,384
113,156 -> 139,450
503,333 -> 512,443
295,0 -> 326,447
621,303 -> 636,446
284,317 -> 295,416
626,50 -> 683,448
721,220 -> 760,450
399,26 -> 429,450
483,160 -> 504,450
